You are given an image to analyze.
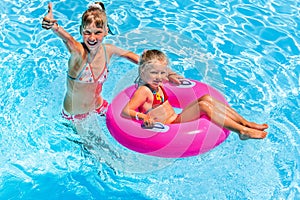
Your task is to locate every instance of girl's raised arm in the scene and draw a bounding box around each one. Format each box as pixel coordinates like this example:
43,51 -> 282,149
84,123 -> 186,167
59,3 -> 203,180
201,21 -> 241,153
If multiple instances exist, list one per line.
42,3 -> 82,55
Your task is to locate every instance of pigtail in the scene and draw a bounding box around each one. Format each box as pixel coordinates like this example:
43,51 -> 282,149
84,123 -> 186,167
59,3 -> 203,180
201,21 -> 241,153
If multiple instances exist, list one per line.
88,2 -> 105,11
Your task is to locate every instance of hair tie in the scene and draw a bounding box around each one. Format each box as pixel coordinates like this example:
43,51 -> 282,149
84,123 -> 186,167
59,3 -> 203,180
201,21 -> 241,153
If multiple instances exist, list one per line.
88,3 -> 103,11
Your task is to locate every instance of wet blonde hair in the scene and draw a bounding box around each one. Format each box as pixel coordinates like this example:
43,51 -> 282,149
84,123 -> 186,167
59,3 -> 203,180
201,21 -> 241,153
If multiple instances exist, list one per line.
135,49 -> 169,86
81,2 -> 107,30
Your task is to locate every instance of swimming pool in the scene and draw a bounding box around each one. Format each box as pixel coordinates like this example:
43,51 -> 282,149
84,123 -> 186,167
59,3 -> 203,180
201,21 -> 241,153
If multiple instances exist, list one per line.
1,0 -> 299,199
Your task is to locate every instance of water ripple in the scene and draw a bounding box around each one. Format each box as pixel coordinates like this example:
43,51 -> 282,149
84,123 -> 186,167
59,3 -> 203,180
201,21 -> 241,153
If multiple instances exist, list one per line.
0,0 -> 299,199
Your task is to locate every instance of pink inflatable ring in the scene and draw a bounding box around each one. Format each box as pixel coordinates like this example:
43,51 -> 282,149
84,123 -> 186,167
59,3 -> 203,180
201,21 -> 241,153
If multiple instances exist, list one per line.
106,79 -> 230,158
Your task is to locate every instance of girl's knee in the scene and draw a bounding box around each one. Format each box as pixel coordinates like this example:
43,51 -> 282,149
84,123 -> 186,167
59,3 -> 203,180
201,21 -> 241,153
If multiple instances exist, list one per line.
198,95 -> 214,113
198,99 -> 211,113
199,94 -> 213,103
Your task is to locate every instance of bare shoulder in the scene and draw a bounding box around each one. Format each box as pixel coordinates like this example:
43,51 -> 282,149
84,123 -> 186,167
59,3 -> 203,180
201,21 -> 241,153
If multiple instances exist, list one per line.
104,43 -> 116,49
138,85 -> 152,94
103,43 -> 138,63
104,43 -> 128,55
103,43 -> 115,52
132,85 -> 151,98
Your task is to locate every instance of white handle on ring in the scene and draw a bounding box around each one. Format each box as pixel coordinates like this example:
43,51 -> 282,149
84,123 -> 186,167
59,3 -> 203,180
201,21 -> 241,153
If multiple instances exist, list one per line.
177,79 -> 196,88
141,122 -> 170,133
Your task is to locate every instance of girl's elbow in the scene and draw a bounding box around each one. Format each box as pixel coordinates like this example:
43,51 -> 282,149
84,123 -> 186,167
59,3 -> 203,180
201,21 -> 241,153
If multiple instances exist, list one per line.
121,109 -> 130,118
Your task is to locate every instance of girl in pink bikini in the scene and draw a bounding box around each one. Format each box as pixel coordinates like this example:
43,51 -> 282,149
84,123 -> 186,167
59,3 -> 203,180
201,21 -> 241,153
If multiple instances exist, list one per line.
41,2 -> 141,122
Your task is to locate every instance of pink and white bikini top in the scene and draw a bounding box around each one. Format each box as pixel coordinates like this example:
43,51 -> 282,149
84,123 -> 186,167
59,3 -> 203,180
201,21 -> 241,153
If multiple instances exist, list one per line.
68,44 -> 108,84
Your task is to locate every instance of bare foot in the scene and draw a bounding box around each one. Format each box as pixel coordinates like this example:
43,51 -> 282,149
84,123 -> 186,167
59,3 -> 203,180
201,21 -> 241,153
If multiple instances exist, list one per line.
239,127 -> 268,140
245,122 -> 268,131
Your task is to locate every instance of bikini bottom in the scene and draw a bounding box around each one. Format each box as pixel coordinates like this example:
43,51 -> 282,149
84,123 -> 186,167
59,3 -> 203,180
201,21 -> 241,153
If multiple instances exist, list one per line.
61,100 -> 108,121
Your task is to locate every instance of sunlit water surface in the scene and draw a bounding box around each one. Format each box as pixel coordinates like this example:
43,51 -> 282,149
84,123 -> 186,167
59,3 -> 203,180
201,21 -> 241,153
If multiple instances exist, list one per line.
0,0 -> 299,199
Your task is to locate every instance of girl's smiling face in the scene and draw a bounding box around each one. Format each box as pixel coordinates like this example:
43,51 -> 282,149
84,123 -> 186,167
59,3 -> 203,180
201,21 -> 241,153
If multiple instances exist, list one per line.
82,22 -> 107,50
141,61 -> 168,88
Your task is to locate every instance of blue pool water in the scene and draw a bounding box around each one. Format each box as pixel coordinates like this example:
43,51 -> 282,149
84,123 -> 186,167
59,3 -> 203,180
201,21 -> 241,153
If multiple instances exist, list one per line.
1,0 -> 299,199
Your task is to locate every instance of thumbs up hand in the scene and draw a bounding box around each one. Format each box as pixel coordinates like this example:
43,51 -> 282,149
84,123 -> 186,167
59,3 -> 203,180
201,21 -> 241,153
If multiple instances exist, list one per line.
42,3 -> 58,30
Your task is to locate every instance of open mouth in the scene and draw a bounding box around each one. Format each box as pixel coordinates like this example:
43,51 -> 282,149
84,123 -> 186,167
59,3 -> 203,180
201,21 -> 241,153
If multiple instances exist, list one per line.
87,40 -> 98,46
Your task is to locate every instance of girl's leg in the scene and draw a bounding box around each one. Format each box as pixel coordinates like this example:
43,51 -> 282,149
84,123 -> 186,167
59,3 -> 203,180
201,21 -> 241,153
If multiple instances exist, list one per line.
201,95 -> 268,130
174,95 -> 268,139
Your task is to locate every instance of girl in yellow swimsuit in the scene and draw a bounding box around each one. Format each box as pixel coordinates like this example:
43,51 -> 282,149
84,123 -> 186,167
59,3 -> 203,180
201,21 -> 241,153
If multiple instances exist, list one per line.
122,50 -> 269,140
